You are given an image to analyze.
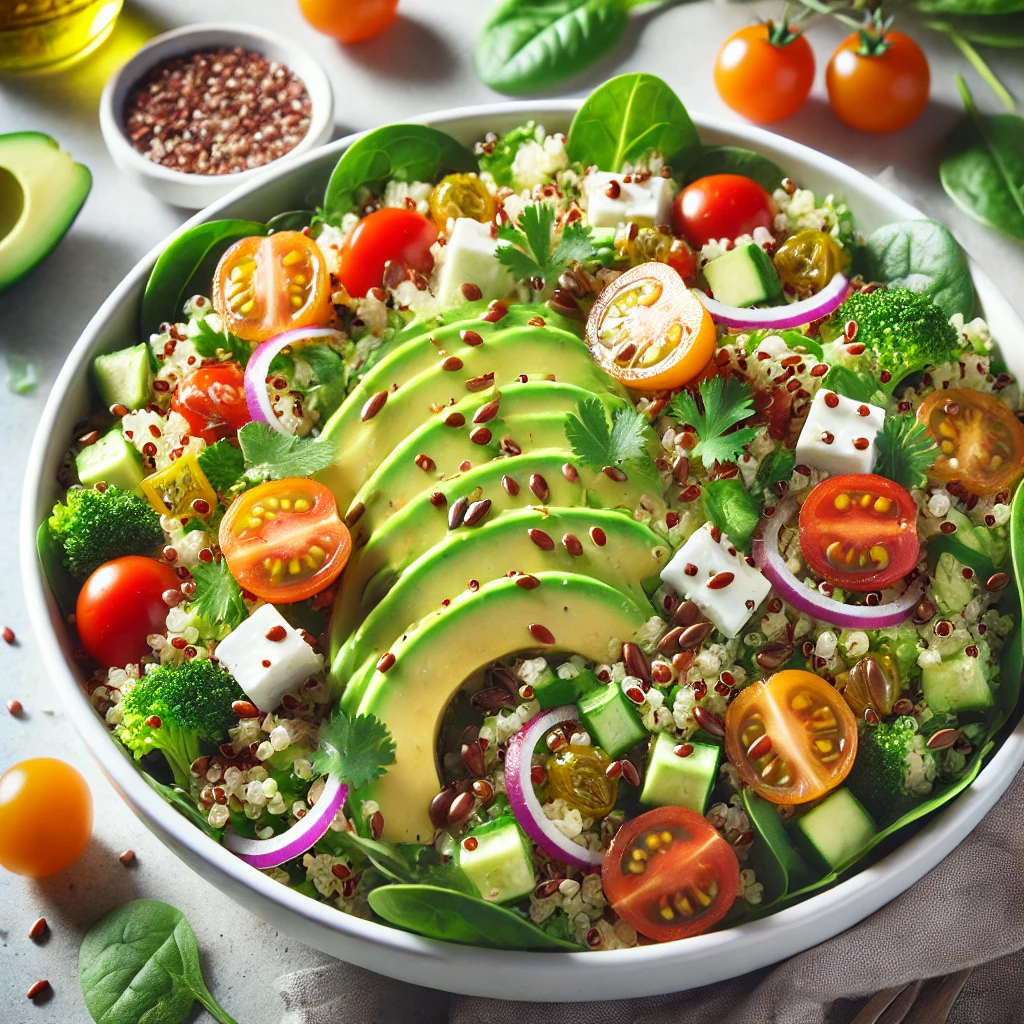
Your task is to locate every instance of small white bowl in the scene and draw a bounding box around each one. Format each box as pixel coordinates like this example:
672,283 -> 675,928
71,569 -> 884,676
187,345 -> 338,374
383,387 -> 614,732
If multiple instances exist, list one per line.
99,23 -> 334,209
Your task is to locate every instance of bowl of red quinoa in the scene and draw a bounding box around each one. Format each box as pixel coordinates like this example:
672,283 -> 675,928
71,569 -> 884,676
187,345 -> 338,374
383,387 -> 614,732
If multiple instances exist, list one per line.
99,23 -> 333,209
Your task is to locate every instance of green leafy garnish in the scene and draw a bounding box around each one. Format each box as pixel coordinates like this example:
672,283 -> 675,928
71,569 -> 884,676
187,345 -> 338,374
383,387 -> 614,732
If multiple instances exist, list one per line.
190,313 -> 250,363
670,377 -> 758,470
565,397 -> 652,472
495,202 -> 596,286
820,365 -> 888,407
753,447 -> 796,503
311,712 -> 396,790
874,414 -> 939,490
197,440 -> 246,493
189,558 -> 247,631
237,422 -> 339,483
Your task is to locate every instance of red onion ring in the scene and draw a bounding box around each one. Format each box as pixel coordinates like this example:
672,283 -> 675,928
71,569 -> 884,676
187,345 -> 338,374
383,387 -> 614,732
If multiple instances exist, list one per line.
504,705 -> 605,869
696,273 -> 850,330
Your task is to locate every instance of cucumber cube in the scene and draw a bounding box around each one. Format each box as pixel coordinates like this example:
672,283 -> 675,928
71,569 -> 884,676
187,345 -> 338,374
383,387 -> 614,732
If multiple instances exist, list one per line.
92,344 -> 152,412
921,650 -> 995,714
76,427 -> 144,495
795,787 -> 875,871
533,666 -> 600,711
703,242 -> 782,308
578,683 -> 647,758
454,817 -> 536,903
640,732 -> 720,814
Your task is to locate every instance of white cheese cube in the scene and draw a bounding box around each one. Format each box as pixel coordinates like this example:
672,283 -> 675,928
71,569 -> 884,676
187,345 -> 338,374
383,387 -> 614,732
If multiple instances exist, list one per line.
795,389 -> 885,477
661,524 -> 771,638
214,604 -> 322,712
583,172 -> 676,229
434,218 -> 515,310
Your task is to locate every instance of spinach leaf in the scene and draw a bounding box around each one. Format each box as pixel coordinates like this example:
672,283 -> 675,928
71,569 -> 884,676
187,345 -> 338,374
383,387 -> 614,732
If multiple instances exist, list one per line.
141,219 -> 267,339
367,884 -> 581,950
37,520 -> 79,618
917,0 -> 1024,14
940,77 -> 1024,242
752,447 -> 796,505
566,72 -> 700,173
140,772 -> 222,843
266,210 -> 315,232
682,146 -> 785,193
323,125 -> 477,223
742,790 -> 817,900
702,477 -> 760,553
321,830 -> 474,891
865,219 -> 975,320
79,900 -> 238,1024
1000,480 -> 1024,721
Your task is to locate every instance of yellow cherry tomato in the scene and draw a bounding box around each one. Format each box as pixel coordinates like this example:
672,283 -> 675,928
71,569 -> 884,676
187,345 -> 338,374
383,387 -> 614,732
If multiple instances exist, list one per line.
547,743 -> 618,818
429,173 -> 495,230
773,230 -> 852,298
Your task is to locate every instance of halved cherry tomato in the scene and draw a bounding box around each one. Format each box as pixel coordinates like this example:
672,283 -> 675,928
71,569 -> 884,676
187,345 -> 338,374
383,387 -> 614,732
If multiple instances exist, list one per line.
219,478 -> 350,603
672,174 -> 776,249
76,556 -> 180,668
724,670 -> 858,805
585,262 -> 717,391
602,806 -> 739,942
799,474 -> 920,592
213,231 -> 333,343
917,388 -> 1024,497
171,362 -> 251,444
297,0 -> 398,43
337,207 -> 438,299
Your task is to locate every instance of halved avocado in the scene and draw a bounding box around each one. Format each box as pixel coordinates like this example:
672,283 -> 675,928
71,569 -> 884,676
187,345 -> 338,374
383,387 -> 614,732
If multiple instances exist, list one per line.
0,133 -> 90,291
355,571 -> 656,842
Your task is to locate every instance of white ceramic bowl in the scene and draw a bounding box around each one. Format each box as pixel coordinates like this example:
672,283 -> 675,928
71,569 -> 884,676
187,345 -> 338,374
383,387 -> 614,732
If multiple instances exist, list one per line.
22,100 -> 1024,1001
98,23 -> 334,209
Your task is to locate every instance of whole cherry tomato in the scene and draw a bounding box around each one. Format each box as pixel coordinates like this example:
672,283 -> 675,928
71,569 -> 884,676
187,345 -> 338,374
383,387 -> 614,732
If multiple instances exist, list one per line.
673,175 -> 776,248
337,207 -> 438,299
297,0 -> 399,43
171,361 -> 251,444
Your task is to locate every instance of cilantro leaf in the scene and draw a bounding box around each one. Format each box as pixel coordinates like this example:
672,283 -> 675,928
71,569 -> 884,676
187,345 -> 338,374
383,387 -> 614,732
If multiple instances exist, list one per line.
874,414 -> 938,490
198,440 -> 246,493
670,377 -> 759,470
752,447 -> 796,504
238,422 -> 339,483
189,558 -> 247,630
495,202 -> 598,286
820,365 -> 889,409
310,712 -> 396,789
190,311 -> 251,363
565,397 -> 652,472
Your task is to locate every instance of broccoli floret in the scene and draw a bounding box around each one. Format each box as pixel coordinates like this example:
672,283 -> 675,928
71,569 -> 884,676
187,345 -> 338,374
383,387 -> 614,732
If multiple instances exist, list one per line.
117,659 -> 245,789
846,716 -> 937,823
49,486 -> 163,578
823,288 -> 961,393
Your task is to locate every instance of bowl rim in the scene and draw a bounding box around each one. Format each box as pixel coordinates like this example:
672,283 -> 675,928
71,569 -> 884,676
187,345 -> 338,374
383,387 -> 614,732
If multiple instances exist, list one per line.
22,96 -> 1024,999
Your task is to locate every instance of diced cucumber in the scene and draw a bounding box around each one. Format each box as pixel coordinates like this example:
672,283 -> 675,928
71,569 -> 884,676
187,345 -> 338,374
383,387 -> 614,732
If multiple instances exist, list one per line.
533,666 -> 600,711
639,732 -> 720,814
75,427 -> 144,494
577,684 -> 646,758
703,242 -> 782,308
794,787 -> 875,871
921,649 -> 995,714
92,344 -> 152,411
454,816 -> 536,903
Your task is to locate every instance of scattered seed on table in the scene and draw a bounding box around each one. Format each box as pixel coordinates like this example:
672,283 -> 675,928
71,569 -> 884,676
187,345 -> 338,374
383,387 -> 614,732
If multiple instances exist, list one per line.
28,917 -> 48,942
7,699 -> 23,716
27,980 -> 50,1000
2,626 -> 14,644
119,849 -> 137,867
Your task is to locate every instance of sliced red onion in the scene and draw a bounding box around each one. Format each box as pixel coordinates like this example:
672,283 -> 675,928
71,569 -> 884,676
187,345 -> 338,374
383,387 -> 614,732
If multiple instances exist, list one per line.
752,497 -> 926,629
223,775 -> 347,869
696,273 -> 850,330
243,327 -> 344,435
504,705 -> 604,869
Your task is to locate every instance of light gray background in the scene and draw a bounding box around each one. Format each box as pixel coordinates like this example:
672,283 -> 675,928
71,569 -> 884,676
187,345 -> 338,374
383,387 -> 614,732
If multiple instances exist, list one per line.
1,2 -> 1022,1021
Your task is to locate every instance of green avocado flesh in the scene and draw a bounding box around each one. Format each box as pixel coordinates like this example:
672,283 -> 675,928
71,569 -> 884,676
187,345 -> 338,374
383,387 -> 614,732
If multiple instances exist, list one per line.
0,132 -> 90,291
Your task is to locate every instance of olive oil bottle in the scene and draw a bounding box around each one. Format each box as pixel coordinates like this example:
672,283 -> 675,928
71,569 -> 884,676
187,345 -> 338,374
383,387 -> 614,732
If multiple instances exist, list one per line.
0,0 -> 122,73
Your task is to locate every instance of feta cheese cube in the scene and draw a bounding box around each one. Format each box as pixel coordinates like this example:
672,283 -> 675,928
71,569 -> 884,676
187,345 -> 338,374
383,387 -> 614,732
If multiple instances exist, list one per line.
661,524 -> 771,638
795,389 -> 885,476
214,604 -> 322,712
583,172 -> 676,229
434,218 -> 515,310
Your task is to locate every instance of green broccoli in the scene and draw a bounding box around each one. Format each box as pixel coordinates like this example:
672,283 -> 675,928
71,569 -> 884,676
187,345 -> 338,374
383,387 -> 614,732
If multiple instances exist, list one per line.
49,486 -> 163,578
117,659 -> 245,789
822,288 -> 961,393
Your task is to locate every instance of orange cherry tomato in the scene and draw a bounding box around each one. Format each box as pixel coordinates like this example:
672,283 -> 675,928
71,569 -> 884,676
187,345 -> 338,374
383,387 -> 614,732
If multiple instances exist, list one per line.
602,806 -> 739,942
0,758 -> 93,877
917,388 -> 1024,497
297,0 -> 399,43
337,207 -> 438,299
724,670 -> 859,805
673,174 -> 776,249
714,23 -> 815,123
219,478 -> 350,603
77,556 -> 181,668
213,231 -> 333,343
826,30 -> 930,134
171,361 -> 251,444
799,474 -> 920,592
585,262 -> 717,392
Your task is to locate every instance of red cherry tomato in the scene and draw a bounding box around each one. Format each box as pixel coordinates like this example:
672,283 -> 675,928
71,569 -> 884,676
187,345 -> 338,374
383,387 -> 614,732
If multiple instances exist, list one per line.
337,207 -> 438,299
76,556 -> 180,667
673,175 -> 776,249
171,362 -> 251,444
298,0 -> 399,43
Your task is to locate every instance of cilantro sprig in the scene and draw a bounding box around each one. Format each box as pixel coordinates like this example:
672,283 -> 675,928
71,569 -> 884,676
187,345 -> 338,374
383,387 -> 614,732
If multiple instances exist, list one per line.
874,414 -> 938,490
495,203 -> 598,287
670,377 -> 758,471
565,397 -> 653,472
189,558 -> 247,631
311,712 -> 396,790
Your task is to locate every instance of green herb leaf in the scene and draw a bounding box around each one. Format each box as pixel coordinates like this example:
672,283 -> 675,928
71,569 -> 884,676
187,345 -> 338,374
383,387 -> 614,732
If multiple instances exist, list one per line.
311,712 -> 396,789
322,830 -> 474,891
753,447 -> 796,503
477,121 -> 543,187
189,559 -> 247,631
237,422 -> 339,483
496,202 -> 598,287
874,414 -> 939,490
702,477 -> 761,554
197,440 -> 246,493
820,365 -> 889,408
565,396 -> 652,471
670,377 -> 758,470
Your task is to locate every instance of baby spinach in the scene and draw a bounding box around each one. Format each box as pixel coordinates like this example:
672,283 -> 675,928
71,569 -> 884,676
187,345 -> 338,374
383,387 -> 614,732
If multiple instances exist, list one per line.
567,72 -> 700,173
266,209 -> 315,232
140,773 -> 222,842
702,477 -> 760,554
682,146 -> 785,193
865,219 -> 975,320
322,124 -> 477,223
322,830 -> 474,892
79,900 -> 238,1024
742,790 -> 817,903
367,884 -> 581,950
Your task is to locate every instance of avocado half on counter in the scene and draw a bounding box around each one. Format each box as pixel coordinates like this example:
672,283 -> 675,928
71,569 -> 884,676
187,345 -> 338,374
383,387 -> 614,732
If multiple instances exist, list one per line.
0,132 -> 91,292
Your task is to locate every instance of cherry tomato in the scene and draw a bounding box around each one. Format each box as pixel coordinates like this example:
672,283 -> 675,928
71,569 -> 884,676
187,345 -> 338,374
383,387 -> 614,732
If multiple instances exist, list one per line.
617,227 -> 698,283
219,478 -> 350,603
773,230 -> 852,299
799,473 -> 920,592
826,30 -> 930,134
77,556 -> 180,668
714,23 -> 815,123
171,362 -> 251,444
585,262 -> 717,391
547,743 -> 618,819
673,175 -> 776,249
602,806 -> 739,942
213,231 -> 333,343
297,0 -> 398,43
337,207 -> 438,299
917,388 -> 1024,497
429,174 -> 495,230
724,670 -> 859,805
0,759 -> 93,877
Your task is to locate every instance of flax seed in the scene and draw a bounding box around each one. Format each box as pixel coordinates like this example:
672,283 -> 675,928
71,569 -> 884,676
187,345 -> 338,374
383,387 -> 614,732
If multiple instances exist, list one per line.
119,849 -> 136,867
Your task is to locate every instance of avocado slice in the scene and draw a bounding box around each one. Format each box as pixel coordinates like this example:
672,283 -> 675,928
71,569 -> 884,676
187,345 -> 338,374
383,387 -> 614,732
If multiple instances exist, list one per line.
333,506 -> 668,688
354,571 -> 657,842
0,132 -> 90,291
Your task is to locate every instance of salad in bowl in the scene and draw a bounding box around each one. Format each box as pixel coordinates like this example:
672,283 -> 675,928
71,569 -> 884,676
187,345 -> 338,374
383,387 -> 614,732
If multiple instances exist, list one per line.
38,73 -> 1024,954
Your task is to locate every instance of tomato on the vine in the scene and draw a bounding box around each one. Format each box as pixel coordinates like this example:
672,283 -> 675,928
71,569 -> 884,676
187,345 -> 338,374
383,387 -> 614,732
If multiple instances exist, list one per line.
337,207 -> 438,299
297,0 -> 398,43
673,175 -> 776,249
714,22 -> 815,124
171,361 -> 251,444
